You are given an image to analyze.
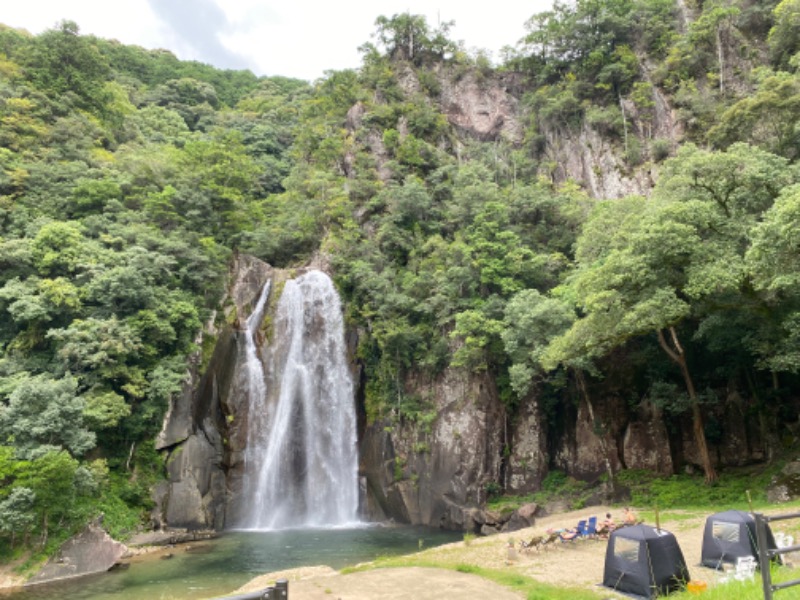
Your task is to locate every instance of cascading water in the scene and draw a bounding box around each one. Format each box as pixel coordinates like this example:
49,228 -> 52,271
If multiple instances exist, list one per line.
243,280 -> 271,414
240,270 -> 359,530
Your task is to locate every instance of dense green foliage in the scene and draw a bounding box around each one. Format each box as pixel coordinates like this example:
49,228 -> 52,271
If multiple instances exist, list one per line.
0,20 -> 310,554
1,0 -> 800,559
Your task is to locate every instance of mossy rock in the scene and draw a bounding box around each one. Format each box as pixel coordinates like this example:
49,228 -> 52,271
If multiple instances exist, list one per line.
766,460 -> 800,503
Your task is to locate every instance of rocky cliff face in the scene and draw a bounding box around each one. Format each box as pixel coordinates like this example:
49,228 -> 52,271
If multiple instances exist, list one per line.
152,63 -> 784,531
153,254 -> 273,530
153,253 -> 779,532
360,369 -> 505,529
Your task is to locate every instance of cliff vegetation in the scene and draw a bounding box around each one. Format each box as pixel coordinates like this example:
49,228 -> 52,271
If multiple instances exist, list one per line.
0,0 -> 799,559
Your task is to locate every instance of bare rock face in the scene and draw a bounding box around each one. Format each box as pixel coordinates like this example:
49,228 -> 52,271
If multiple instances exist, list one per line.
546,125 -> 654,199
360,369 -> 505,529
716,390 -> 756,467
506,398 -> 548,494
623,401 -> 673,476
162,428 -> 227,529
153,255 -> 273,531
27,523 -> 128,586
554,397 -> 622,480
438,70 -> 523,142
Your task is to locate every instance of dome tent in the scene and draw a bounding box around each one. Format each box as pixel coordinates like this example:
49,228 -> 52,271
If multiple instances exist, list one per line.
701,509 -> 776,570
602,524 -> 690,599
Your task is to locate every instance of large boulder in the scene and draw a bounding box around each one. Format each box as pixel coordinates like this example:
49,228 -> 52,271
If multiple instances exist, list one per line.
26,523 -> 128,586
767,459 -> 800,503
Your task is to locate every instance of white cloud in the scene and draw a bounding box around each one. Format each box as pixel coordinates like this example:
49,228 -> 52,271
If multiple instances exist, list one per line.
2,0 -> 552,81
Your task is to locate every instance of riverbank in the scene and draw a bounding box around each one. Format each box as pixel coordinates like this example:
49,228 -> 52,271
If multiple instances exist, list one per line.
230,506 -> 800,599
0,530 -> 211,593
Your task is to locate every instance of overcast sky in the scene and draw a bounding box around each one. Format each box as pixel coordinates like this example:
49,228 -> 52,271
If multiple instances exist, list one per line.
2,0 -> 554,82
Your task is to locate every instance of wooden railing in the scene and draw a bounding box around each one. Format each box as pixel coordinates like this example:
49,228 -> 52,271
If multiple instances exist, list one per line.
754,512 -> 800,600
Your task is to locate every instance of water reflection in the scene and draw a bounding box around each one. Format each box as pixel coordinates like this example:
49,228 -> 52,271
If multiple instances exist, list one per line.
0,525 -> 460,600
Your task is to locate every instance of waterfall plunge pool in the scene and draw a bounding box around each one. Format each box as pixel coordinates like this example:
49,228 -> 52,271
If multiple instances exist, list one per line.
1,525 -> 462,600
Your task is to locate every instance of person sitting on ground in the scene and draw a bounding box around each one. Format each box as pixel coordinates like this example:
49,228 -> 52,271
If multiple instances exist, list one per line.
623,507 -> 639,526
598,512 -> 616,537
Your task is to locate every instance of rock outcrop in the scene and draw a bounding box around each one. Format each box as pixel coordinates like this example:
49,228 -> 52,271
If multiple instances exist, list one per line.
360,369 -> 505,530
153,254 -> 273,530
27,523 -> 128,586
767,459 -> 800,503
438,68 -> 524,142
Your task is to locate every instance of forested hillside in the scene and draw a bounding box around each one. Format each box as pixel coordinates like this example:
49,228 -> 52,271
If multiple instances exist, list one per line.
0,20 -> 310,553
1,0 -> 800,556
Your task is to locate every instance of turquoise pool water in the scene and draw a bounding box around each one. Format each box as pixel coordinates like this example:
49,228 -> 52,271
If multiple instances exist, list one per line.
0,525 -> 461,600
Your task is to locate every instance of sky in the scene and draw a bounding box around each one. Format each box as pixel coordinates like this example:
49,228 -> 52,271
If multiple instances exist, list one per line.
1,0 -> 554,82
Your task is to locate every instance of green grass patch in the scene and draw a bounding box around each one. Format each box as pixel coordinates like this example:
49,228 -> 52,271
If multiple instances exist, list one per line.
668,563 -> 800,600
487,470 -> 595,513
615,464 -> 786,510
453,564 -> 602,600
489,462 -> 797,519
344,556 -> 604,599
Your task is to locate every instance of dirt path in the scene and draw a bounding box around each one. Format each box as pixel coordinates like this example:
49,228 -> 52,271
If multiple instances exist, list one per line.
232,506 -> 800,600
237,565 -> 527,600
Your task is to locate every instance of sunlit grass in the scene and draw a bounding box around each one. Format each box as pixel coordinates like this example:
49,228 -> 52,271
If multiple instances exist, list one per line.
343,555 -> 605,599
668,563 -> 800,600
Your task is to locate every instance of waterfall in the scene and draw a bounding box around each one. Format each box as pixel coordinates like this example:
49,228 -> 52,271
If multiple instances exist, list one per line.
244,280 -> 271,411
240,270 -> 359,530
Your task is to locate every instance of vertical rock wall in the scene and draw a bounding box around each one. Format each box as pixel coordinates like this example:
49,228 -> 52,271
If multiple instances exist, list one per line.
153,255 -> 272,530
360,369 -> 506,529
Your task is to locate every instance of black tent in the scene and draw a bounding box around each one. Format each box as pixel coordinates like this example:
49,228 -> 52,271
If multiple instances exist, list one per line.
701,509 -> 776,569
602,525 -> 690,599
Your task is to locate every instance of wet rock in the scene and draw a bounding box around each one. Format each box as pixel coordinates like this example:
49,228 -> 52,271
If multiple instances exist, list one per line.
127,529 -> 217,547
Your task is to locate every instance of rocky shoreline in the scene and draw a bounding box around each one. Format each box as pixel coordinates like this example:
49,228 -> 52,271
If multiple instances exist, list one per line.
0,527 -> 218,591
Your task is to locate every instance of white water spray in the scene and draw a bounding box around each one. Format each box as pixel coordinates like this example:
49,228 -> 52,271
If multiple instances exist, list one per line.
241,271 -> 358,530
243,281 -> 271,409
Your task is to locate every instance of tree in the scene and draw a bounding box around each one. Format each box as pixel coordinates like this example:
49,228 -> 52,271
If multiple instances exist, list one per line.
709,70 -> 800,160
543,145 -> 797,483
23,20 -> 111,113
0,486 -> 35,548
15,450 -> 81,548
502,289 -> 575,398
371,13 -> 457,65
542,196 -> 716,479
746,185 -> 800,373
768,0 -> 800,68
0,375 -> 95,459
30,221 -> 91,277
